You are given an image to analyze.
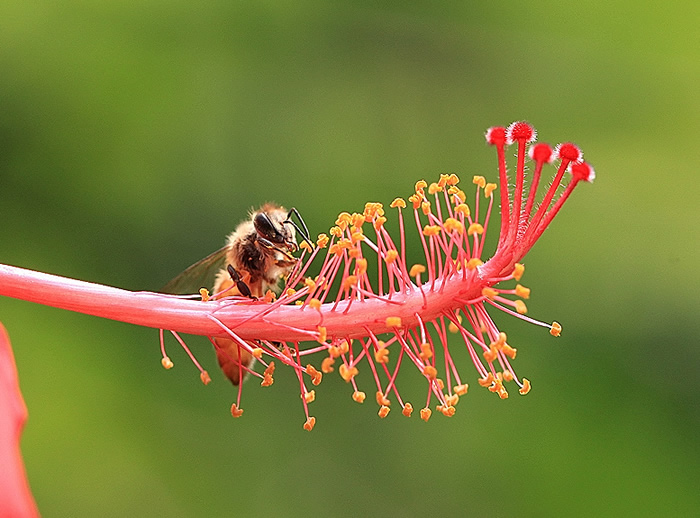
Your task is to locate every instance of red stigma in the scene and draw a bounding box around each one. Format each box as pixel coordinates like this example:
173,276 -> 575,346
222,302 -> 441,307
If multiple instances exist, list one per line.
506,121 -> 537,144
485,126 -> 507,146
555,142 -> 583,163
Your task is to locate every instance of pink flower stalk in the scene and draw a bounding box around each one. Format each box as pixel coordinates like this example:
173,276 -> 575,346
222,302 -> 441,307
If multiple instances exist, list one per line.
0,323 -> 40,517
0,121 -> 594,430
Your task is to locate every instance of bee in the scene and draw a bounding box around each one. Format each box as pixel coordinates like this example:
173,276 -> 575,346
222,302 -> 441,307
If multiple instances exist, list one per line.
163,203 -> 311,385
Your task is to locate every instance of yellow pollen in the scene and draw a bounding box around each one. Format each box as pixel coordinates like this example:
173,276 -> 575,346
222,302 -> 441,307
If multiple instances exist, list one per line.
454,384 -> 468,395
376,391 -> 391,406
467,258 -> 483,270
498,387 -> 509,399
467,222 -> 484,236
199,288 -> 210,301
515,284 -> 530,299
513,263 -> 525,281
428,182 -> 441,195
261,373 -> 274,387
385,249 -> 399,263
373,216 -> 387,229
440,405 -> 456,417
263,361 -> 275,376
339,364 -> 358,382
419,343 -> 433,360
263,290 -> 276,303
447,173 -> 460,185
306,364 -> 322,386
402,403 -> 413,417
448,321 -> 459,333
348,248 -> 361,259
330,226 -> 343,238
436,378 -> 445,390
445,394 -> 459,407
501,343 -> 517,359
415,179 -> 428,193
356,258 -> 368,275
328,243 -> 341,256
161,357 -> 174,370
352,391 -> 366,403
478,373 -> 495,387
420,408 -> 432,422
423,225 -> 441,236
455,203 -> 470,217
519,378 -> 532,395
421,201 -> 431,215
409,264 -> 426,277
444,217 -> 464,234
385,316 -> 402,328
339,339 -> 350,355
230,404 -> 244,418
285,287 -> 297,297
350,230 -> 364,244
299,240 -> 313,253
472,175 -> 486,188
308,298 -> 321,310
484,344 -> 499,363
343,275 -> 358,290
316,233 -> 329,248
321,357 -> 335,373
200,371 -> 211,385
408,193 -> 422,209
423,365 -> 438,380
303,390 -> 316,403
378,406 -> 391,418
514,300 -> 528,314
252,347 -> 263,359
484,183 -> 497,198
374,348 -> 389,364
304,277 -> 317,291
317,326 -> 327,343
551,322 -> 562,337
482,287 -> 498,299
351,212 -> 365,228
335,212 -> 352,229
502,370 -> 514,382
451,188 -> 467,203
390,197 -> 407,209
303,416 -> 316,431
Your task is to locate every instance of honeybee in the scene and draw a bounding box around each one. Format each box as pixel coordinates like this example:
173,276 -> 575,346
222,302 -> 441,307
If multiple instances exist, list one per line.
163,203 -> 310,384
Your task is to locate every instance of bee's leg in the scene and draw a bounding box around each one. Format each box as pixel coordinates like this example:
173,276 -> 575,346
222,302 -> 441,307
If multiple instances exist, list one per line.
227,265 -> 255,299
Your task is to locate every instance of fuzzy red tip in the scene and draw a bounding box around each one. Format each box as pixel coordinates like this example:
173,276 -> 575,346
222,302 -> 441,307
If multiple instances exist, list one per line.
485,126 -> 506,146
528,143 -> 553,163
506,121 -> 537,144
571,162 -> 596,183
555,142 -> 583,163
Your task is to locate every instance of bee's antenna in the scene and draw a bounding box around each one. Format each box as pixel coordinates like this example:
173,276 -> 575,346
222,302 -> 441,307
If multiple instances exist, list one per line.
285,207 -> 314,250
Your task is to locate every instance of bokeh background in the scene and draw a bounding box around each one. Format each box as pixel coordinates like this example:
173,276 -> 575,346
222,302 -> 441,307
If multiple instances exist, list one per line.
1,1 -> 699,516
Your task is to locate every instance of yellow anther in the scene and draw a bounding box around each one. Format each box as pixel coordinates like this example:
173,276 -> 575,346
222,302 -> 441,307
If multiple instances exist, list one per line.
454,384 -> 469,395
436,378 -> 445,390
467,258 -> 483,270
513,263 -> 525,281
199,288 -> 210,302
385,249 -> 399,263
448,321 -> 459,333
306,364 -> 322,386
317,326 -> 327,343
498,387 -> 509,399
252,347 -> 263,359
419,343 -> 433,361
329,226 -> 343,238
502,370 -> 514,382
409,264 -> 426,277
447,173 -> 460,185
261,373 -> 274,387
373,216 -> 387,229
304,277 -> 317,291
519,378 -> 532,395
550,322 -> 562,337
440,405 -> 456,417
415,179 -> 428,193
514,300 -> 528,314
445,394 -> 459,407
352,391 -> 366,403
339,339 -> 350,355
421,201 -> 431,215
230,404 -> 244,418
482,287 -> 498,299
390,197 -> 407,209
161,357 -> 174,370
385,316 -> 402,328
316,233 -> 329,248
478,373 -> 495,387
455,204 -> 470,217
328,243 -> 341,256
484,183 -> 497,198
408,193 -> 422,209
378,406 -> 391,418
303,390 -> 316,403
350,230 -> 364,244
343,275 -> 358,290
348,248 -> 361,259
428,182 -> 441,195
448,187 -> 466,203
467,222 -> 484,236
285,287 -> 297,297
402,403 -> 413,417
484,344 -> 498,363
472,175 -> 486,188
303,416 -> 316,431
376,391 -> 391,406
263,290 -> 276,303
423,365 -> 438,380
351,212 -> 365,228
200,371 -> 211,385
299,240 -> 313,253
501,343 -> 517,359
420,408 -> 432,422
423,225 -> 441,236
496,332 -> 507,345
337,238 -> 352,249
515,284 -> 530,299
339,363 -> 358,382
356,258 -> 368,275
443,217 -> 464,234
321,357 -> 335,373
308,298 -> 322,310
374,348 -> 389,364
335,212 -> 352,229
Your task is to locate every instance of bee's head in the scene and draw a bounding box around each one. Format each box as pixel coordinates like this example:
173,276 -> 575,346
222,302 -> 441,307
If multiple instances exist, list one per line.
253,207 -> 297,253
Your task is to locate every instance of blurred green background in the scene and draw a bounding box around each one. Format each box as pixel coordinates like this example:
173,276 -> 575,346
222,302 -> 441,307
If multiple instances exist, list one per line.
1,1 -> 699,516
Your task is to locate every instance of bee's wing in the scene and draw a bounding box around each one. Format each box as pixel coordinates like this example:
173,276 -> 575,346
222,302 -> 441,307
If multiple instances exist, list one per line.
161,246 -> 229,295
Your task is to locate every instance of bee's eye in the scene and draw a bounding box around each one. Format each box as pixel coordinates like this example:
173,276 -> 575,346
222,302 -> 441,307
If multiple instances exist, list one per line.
254,212 -> 283,243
